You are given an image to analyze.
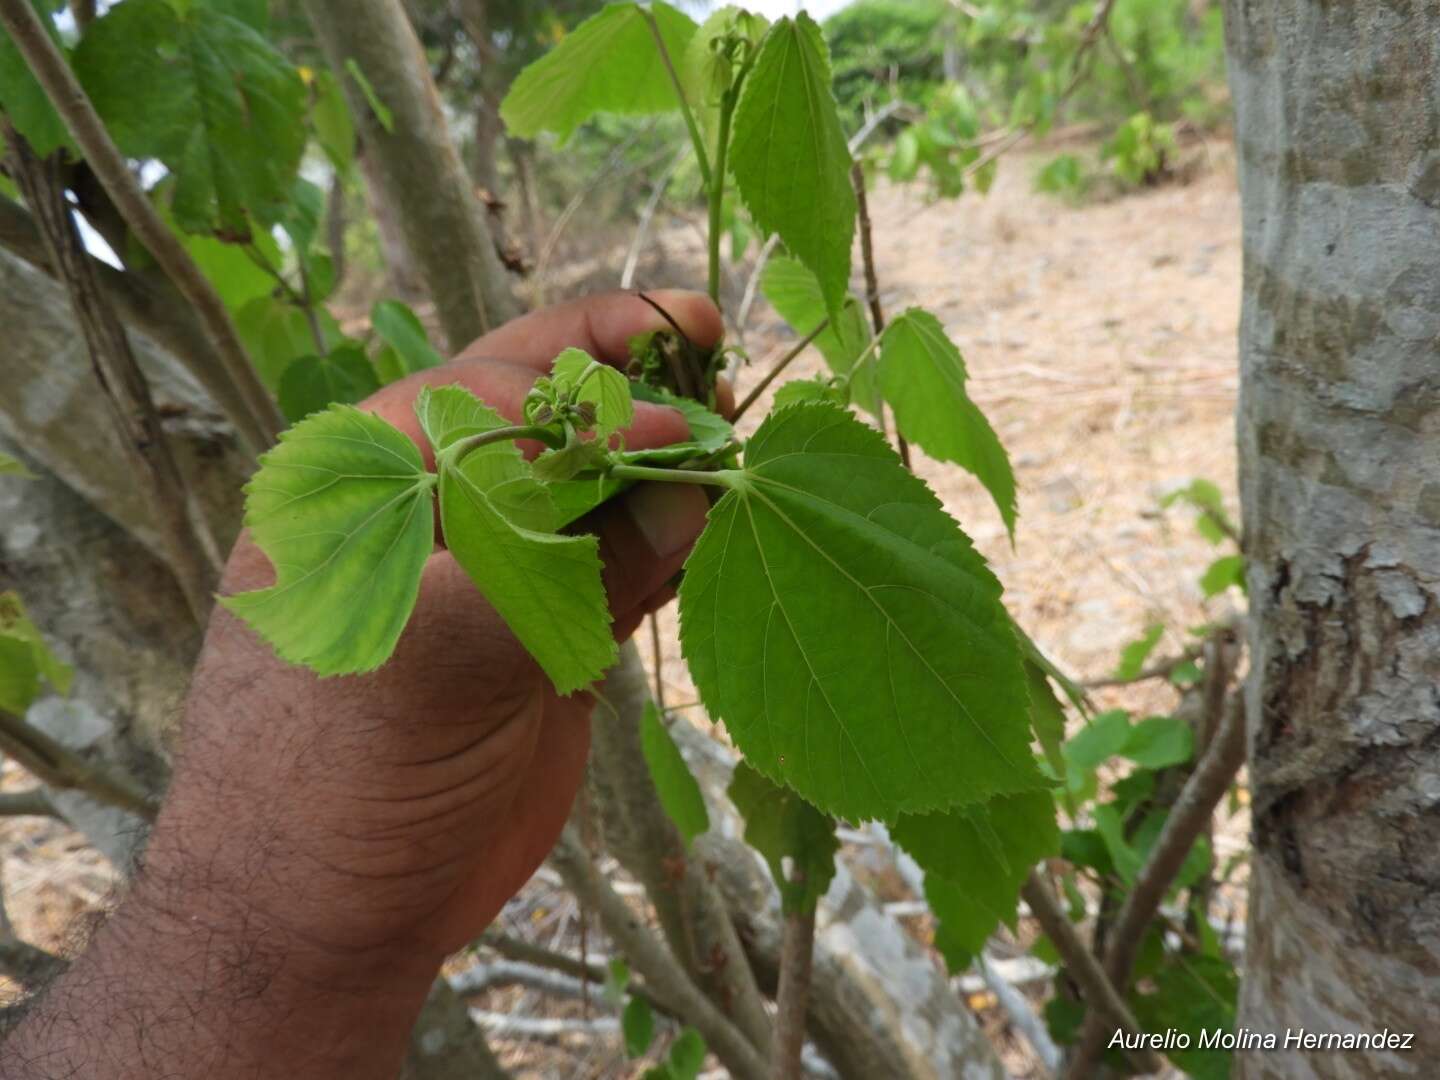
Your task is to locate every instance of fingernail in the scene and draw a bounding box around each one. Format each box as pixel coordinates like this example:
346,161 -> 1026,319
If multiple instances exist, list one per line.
627,483 -> 707,560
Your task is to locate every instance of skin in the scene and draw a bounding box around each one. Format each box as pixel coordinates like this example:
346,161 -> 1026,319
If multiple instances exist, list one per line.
0,290 -> 726,1080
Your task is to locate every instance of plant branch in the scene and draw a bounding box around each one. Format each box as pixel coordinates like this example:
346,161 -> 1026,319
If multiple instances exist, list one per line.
1020,872 -> 1165,1075
0,709 -> 157,821
470,934 -> 673,1017
548,825 -> 770,1080
1063,692 -> 1248,1079
446,424 -> 565,463
621,147 -> 688,290
0,0 -> 283,457
3,127 -> 221,623
707,91 -> 737,307
732,319 -> 832,421
771,907 -> 816,1080
0,789 -> 60,819
640,8 -> 710,191
607,463 -> 737,489
850,161 -> 909,467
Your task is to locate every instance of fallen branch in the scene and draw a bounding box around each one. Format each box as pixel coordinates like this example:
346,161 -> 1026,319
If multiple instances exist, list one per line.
0,0 -> 282,456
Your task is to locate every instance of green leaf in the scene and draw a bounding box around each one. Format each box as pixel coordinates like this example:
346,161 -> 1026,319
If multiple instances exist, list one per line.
772,377 -> 844,410
0,452 -> 35,479
1093,803 -> 1143,882
1200,554 -> 1246,598
630,384 -> 733,453
0,2 -> 72,157
75,0 -> 307,234
622,996 -> 656,1058
879,309 -> 1016,537
1122,715 -> 1193,770
221,407 -> 435,675
760,256 -> 872,379
1025,659 -> 1068,784
897,792 -> 1057,969
235,296 -> 345,389
680,403 -> 1040,821
1063,709 -> 1131,773
682,6 -> 769,135
310,68 -> 356,176
500,1 -> 698,141
433,413 -> 615,694
1114,623 -> 1164,680
344,58 -> 393,133
371,300 -> 443,376
728,762 -> 837,915
666,1028 -> 707,1080
552,349 -> 634,439
640,703 -> 710,846
181,230 -> 281,312
1132,956 -> 1238,1080
0,591 -> 74,715
277,345 -> 380,422
603,958 -> 630,1007
729,14 -> 855,312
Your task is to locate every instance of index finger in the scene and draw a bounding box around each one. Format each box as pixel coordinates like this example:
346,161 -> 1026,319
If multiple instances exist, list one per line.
455,289 -> 724,373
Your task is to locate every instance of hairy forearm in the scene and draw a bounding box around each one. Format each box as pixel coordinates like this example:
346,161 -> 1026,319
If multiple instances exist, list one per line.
0,815 -> 440,1079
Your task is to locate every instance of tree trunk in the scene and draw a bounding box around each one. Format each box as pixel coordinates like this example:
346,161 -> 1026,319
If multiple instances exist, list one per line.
1227,2 -> 1440,1074
301,0 -> 520,350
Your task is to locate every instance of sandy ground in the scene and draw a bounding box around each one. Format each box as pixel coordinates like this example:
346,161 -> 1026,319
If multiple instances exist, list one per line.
0,136 -> 1246,1076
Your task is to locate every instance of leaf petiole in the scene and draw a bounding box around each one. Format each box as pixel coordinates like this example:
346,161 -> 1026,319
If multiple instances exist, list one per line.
444,424 -> 566,465
608,463 -> 740,490
641,7 -> 711,190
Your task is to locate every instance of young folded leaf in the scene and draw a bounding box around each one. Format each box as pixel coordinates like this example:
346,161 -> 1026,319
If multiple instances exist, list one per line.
729,761 -> 838,915
879,309 -> 1017,538
498,0 -> 698,142
679,402 -> 1041,822
552,348 -> 635,439
729,14 -> 856,312
221,406 -> 436,675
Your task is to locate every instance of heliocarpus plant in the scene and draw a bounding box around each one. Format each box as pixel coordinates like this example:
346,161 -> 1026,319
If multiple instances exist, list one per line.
226,0 -> 1068,979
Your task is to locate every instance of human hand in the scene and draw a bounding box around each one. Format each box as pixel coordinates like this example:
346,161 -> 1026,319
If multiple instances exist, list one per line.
144,290 -> 724,974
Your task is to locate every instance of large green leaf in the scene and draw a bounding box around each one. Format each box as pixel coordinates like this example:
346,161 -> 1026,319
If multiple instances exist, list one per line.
433,413 -> 615,695
499,1 -> 698,141
0,2 -> 72,157
372,300 -> 443,376
75,0 -> 306,234
729,15 -> 855,312
899,791 -> 1057,970
221,406 -> 435,675
679,403 -> 1041,822
729,761 -> 837,914
879,309 -> 1016,537
640,702 -> 710,847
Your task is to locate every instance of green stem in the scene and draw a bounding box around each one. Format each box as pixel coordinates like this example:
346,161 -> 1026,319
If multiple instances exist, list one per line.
609,463 -> 739,490
707,90 -> 737,307
642,8 -> 711,190
446,424 -> 565,464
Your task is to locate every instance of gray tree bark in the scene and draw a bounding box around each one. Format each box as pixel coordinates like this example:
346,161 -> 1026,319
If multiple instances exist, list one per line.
301,0 -> 521,350
1227,3 -> 1440,1074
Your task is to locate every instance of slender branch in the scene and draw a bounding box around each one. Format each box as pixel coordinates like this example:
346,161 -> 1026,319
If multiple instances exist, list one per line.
0,0 -> 283,457
621,147 -> 688,290
770,907 -> 816,1080
732,319 -> 832,421
475,931 -> 671,1017
648,615 -> 667,711
1020,872 -> 1165,1075
1063,693 -> 1247,1079
548,826 -> 770,1080
0,789 -> 60,819
975,952 -> 1061,1075
707,91 -> 737,307
850,161 -> 909,468
3,126 -> 221,622
0,709 -> 157,821
1083,616 -> 1241,690
640,8 -> 711,190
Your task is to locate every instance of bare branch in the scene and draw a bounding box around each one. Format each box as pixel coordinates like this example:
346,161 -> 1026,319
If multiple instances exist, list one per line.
3,129 -> 221,621
549,825 -> 769,1080
0,709 -> 157,822
731,319 -> 831,421
476,930 -> 672,1017
1020,872 -> 1165,1074
849,161 -> 907,465
0,789 -> 60,819
771,908 -> 816,1080
0,0 -> 283,457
